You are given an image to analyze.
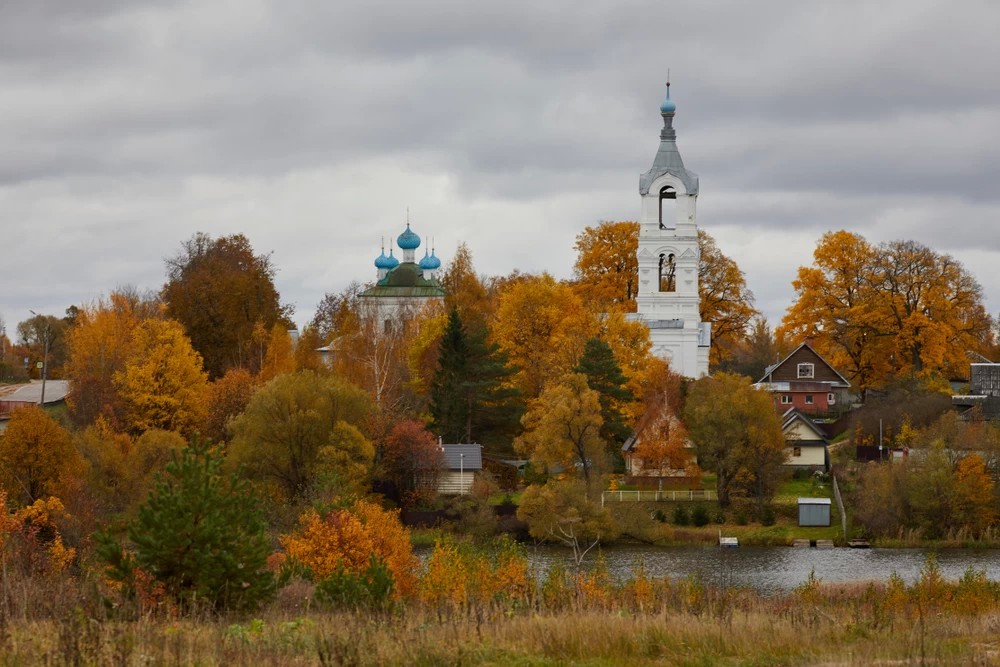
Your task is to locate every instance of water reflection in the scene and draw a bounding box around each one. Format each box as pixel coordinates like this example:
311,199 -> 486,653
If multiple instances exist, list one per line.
518,545 -> 1000,594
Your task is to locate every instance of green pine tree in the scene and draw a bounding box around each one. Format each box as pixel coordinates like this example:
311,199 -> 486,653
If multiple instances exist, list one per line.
574,337 -> 634,447
430,308 -> 523,449
95,437 -> 275,613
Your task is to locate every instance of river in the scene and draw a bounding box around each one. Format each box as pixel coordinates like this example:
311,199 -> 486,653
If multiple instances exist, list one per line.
514,544 -> 1000,594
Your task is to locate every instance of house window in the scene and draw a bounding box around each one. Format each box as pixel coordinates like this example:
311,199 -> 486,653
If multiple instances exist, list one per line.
797,363 -> 815,379
781,395 -> 792,404
793,447 -> 802,457
828,393 -> 836,405
805,395 -> 814,405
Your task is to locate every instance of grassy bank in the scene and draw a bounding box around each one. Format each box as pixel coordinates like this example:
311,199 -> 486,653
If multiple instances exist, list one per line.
3,574 -> 999,666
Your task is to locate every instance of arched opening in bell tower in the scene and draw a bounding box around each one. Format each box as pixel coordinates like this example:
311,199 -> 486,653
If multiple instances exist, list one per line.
658,253 -> 676,292
659,185 -> 676,230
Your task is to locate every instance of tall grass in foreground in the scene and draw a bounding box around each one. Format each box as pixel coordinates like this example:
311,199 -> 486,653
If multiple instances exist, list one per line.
3,549 -> 1000,665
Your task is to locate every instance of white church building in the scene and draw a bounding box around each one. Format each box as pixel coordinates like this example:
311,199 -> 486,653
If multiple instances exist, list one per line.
627,84 -> 711,378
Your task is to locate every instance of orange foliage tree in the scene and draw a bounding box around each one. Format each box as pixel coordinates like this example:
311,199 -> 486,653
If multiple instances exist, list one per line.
202,367 -> 259,443
0,405 -> 82,506
63,290 -> 154,428
492,274 -> 597,399
0,492 -> 76,574
281,499 -> 417,599
780,230 -> 993,396
573,221 -> 640,313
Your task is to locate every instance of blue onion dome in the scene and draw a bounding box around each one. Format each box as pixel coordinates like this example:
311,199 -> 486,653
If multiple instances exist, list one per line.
384,248 -> 399,269
660,83 -> 676,114
375,250 -> 393,269
419,249 -> 441,271
397,223 -> 421,250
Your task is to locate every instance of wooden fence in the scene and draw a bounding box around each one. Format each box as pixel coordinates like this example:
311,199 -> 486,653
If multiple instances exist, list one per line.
601,489 -> 717,507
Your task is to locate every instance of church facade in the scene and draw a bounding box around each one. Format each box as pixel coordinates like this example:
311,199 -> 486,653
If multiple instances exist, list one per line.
360,222 -> 445,329
627,85 -> 711,378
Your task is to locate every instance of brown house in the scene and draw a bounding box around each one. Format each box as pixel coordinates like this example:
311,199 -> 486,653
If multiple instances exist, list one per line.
754,342 -> 851,416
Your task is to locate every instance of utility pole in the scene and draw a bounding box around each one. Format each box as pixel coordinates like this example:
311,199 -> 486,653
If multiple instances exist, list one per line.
28,310 -> 50,406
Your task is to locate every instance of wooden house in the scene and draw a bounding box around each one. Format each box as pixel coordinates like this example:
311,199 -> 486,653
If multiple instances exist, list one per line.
755,342 -> 851,416
781,408 -> 829,471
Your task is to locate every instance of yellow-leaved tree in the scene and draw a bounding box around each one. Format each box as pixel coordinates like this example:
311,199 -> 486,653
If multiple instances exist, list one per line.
515,373 -> 606,488
63,290 -> 154,429
492,274 -> 597,399
113,318 -> 209,437
0,405 -> 82,506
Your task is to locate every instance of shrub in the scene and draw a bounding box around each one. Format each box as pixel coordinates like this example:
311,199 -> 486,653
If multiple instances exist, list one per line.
691,505 -> 710,527
760,506 -> 777,526
314,554 -> 395,610
672,505 -> 690,526
714,511 -> 726,524
734,510 -> 749,526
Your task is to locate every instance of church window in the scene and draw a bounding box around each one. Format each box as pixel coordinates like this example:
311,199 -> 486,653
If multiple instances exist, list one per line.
797,363 -> 814,379
384,319 -> 393,334
658,253 -> 676,292
659,186 -> 676,229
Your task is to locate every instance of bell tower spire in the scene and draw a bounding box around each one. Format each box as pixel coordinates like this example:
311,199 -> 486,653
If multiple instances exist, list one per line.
629,81 -> 710,378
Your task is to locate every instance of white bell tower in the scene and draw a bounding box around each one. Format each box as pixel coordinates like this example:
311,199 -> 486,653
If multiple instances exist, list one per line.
630,83 -> 710,377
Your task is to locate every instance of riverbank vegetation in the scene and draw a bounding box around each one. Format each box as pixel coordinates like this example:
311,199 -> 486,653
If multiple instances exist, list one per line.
3,534 -> 999,665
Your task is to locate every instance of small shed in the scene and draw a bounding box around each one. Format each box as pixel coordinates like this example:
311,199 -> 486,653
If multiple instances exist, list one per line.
798,497 -> 831,527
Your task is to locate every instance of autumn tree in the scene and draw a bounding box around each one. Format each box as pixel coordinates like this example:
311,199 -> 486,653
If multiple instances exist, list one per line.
429,308 -> 523,448
162,232 -> 293,379
697,230 -> 759,366
441,242 -> 493,327
780,230 -> 993,396
228,371 -> 373,501
114,318 -> 209,437
258,323 -> 296,382
281,499 -> 418,599
573,221 -> 640,312
78,423 -> 186,518
684,372 -> 786,508
0,405 -> 81,506
718,315 -> 779,379
380,419 -> 443,500
953,454 -> 997,535
517,479 -> 619,563
492,274 -> 597,399
310,281 -> 363,344
202,368 -> 259,443
16,312 -> 69,379
631,358 -> 696,475
515,374 -> 607,489
63,291 -> 156,428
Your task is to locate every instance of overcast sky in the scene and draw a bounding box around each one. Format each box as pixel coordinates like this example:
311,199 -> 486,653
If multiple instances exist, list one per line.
2,0 -> 999,341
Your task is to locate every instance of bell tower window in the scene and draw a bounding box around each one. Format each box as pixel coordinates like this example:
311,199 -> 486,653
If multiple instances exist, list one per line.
659,186 -> 676,229
658,253 -> 676,292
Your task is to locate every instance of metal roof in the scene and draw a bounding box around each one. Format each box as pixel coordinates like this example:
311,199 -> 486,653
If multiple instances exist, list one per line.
440,444 -> 482,471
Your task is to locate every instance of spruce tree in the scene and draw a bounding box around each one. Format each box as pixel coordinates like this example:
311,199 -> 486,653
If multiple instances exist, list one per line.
96,437 -> 275,613
430,308 -> 523,448
574,337 -> 634,447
